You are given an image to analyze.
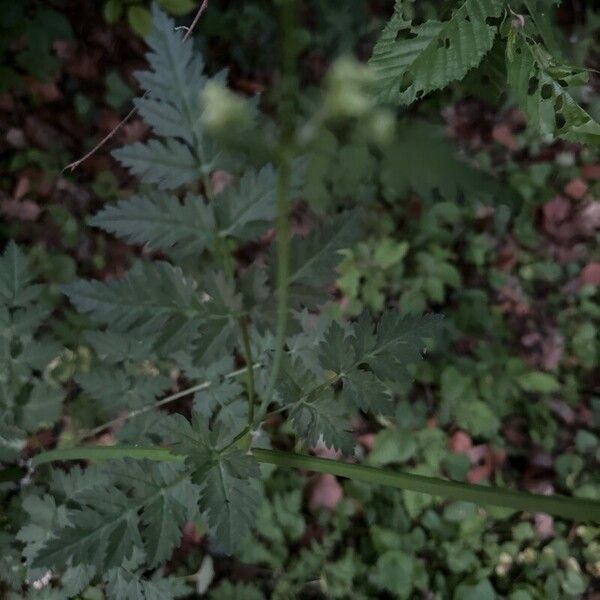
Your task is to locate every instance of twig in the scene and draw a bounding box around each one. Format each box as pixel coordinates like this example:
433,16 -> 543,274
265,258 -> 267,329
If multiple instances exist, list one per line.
63,0 -> 209,173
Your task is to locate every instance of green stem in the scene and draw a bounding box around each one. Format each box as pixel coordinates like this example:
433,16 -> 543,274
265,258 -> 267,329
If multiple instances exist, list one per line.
32,446 -> 180,467
31,445 -> 600,522
239,318 -> 257,425
264,151 -> 292,403
264,0 -> 298,404
254,449 -> 600,522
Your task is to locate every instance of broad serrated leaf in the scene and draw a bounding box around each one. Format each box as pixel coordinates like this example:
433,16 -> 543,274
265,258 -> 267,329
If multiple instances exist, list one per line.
61,564 -> 97,598
317,319 -> 393,415
63,260 -> 202,333
287,310 -> 334,375
31,506 -> 117,571
507,33 -> 600,144
318,321 -> 355,373
370,0 -> 503,105
50,464 -> 111,502
105,565 -> 185,600
112,138 -> 199,190
194,379 -> 245,430
89,191 -> 215,256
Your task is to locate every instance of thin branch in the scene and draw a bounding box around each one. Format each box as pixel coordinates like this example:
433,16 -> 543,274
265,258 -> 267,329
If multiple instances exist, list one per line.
78,364 -> 259,441
63,0 -> 209,173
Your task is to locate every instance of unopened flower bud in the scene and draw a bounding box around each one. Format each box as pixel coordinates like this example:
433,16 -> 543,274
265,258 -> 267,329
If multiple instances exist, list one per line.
200,81 -> 251,134
324,57 -> 375,119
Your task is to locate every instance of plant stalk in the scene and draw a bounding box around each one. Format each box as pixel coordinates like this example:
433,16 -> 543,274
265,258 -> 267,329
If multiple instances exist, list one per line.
239,318 -> 256,425
31,445 -> 600,522
264,0 -> 298,404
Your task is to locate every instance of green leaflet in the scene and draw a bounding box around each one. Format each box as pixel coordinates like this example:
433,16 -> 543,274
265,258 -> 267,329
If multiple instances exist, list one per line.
0,241 -> 42,307
89,191 -> 215,256
274,311 -> 442,452
75,367 -> 170,416
161,413 -> 261,553
63,260 -> 201,332
318,311 -> 442,394
369,0 -> 503,105
507,33 -> 600,144
112,138 -> 199,190
30,460 -> 198,573
285,211 -> 362,307
358,311 -> 443,383
289,395 -> 354,454
114,5 -> 228,190
276,355 -> 354,453
105,563 -> 183,600
0,243 -> 64,452
134,6 -> 205,144
215,164 -> 278,241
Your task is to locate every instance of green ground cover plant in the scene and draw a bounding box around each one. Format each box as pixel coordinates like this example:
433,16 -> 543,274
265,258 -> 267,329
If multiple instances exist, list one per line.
1,1 -> 599,598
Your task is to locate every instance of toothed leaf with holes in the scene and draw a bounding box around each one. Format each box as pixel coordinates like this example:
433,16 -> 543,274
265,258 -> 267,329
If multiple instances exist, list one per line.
369,0 -> 503,105
507,33 -> 600,144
